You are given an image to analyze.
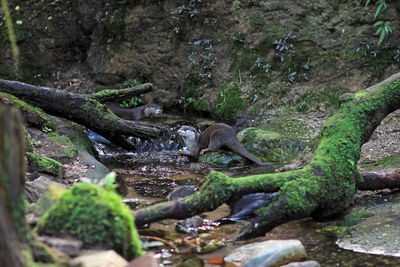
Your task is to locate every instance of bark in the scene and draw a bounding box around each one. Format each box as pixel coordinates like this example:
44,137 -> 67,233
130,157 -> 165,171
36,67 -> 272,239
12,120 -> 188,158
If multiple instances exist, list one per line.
134,73 -> 400,240
0,105 -> 30,267
0,79 -> 164,150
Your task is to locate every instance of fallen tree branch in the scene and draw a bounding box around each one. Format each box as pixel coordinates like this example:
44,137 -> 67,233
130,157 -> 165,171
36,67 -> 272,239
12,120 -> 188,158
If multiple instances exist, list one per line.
91,83 -> 153,103
0,79 -> 163,149
134,73 -> 400,239
358,170 -> 400,190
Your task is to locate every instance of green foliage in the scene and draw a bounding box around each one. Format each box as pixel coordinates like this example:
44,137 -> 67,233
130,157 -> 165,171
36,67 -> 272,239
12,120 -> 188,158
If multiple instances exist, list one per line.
365,0 -> 391,47
216,82 -> 246,119
179,96 -> 195,113
36,182 -> 144,260
374,20 -> 392,47
123,79 -> 141,88
120,96 -> 142,108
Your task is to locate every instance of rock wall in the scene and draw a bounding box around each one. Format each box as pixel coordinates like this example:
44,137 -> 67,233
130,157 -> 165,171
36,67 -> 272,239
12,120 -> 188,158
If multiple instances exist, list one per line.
1,0 -> 399,117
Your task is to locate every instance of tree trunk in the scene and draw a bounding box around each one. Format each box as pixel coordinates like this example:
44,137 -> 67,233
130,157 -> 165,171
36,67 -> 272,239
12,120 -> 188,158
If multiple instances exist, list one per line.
0,80 -> 164,150
0,105 -> 31,267
134,73 -> 400,240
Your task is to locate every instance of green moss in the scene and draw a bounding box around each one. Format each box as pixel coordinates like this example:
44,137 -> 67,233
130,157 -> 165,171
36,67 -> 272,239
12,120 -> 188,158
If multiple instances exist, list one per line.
82,99 -> 119,120
26,152 -> 62,176
360,154 -> 400,170
68,131 -> 94,156
47,133 -> 77,159
23,126 -> 35,153
345,209 -> 373,227
93,89 -> 120,98
36,183 -> 144,260
216,81 -> 246,119
317,225 -> 347,238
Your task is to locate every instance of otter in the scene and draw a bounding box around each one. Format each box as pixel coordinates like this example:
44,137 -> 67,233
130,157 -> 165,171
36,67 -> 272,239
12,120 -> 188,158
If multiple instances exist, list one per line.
108,103 -> 162,120
178,123 -> 266,165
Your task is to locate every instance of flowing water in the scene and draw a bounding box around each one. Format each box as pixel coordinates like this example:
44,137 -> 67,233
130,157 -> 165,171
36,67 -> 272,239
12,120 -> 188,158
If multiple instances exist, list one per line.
92,115 -> 400,266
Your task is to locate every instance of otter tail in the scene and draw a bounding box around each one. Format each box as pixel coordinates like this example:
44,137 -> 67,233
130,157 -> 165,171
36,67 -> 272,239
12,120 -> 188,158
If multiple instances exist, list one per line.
227,142 -> 266,165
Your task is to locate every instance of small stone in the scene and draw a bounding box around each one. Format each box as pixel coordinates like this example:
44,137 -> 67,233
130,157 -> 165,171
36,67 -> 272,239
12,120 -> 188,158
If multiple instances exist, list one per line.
39,236 -> 82,257
280,261 -> 321,267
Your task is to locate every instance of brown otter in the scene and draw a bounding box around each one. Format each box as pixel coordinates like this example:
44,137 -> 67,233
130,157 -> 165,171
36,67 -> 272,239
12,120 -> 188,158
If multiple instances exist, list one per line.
108,103 -> 162,120
178,123 -> 266,165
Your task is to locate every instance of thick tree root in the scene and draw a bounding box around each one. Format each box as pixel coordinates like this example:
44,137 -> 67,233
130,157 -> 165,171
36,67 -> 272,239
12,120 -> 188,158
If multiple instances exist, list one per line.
134,73 -> 400,239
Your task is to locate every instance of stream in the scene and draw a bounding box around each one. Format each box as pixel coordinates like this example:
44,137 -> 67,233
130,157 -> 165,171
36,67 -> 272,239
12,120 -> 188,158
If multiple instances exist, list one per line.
91,114 -> 400,266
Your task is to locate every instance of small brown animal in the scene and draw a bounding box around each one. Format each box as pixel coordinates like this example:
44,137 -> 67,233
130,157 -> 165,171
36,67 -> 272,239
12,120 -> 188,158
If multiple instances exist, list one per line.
108,103 -> 162,120
178,123 -> 266,165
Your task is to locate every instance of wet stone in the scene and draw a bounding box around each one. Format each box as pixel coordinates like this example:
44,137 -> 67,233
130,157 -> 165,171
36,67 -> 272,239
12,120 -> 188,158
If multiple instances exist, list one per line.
336,191 -> 400,257
224,239 -> 307,267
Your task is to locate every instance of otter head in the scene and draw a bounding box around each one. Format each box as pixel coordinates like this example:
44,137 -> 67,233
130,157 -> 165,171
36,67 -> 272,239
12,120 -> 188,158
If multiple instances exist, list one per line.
144,103 -> 163,118
178,125 -> 199,148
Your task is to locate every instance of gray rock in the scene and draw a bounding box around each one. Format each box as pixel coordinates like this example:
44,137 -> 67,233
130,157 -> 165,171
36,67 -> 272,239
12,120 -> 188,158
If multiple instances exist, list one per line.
167,185 -> 196,200
78,150 -> 110,182
38,236 -> 82,257
224,239 -> 307,267
25,175 -> 68,202
281,261 -> 320,267
70,250 -> 128,267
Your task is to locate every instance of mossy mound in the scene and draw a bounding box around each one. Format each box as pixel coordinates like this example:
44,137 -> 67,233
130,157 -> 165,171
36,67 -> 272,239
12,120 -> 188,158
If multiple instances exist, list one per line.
238,127 -> 307,162
36,183 -> 143,260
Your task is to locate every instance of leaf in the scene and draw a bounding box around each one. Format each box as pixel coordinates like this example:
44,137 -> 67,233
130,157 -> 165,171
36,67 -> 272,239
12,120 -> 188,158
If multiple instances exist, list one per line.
377,29 -> 386,47
373,21 -> 384,26
365,0 -> 371,7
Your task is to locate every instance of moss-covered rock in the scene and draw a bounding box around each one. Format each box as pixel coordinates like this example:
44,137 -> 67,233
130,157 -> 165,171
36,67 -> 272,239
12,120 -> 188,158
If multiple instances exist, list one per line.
26,152 -> 63,177
37,133 -> 78,163
36,183 -> 144,260
238,127 -> 307,162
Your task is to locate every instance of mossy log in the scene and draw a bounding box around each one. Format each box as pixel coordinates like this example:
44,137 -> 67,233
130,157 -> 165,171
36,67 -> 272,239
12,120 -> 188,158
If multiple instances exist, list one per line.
0,105 -> 31,266
0,79 -> 163,150
91,83 -> 153,103
134,73 -> 400,239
